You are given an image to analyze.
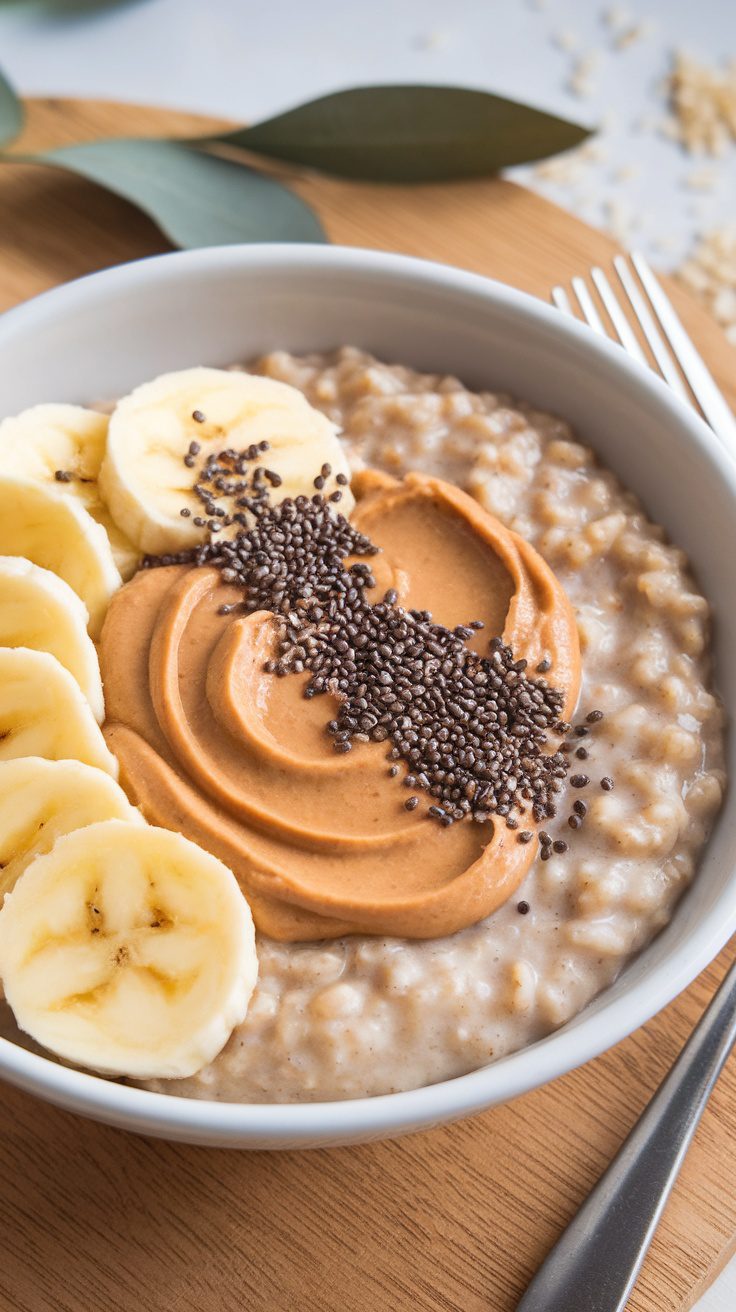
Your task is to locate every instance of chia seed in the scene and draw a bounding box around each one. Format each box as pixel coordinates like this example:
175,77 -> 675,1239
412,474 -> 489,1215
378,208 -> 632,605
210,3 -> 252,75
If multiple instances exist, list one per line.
143,452 -> 575,828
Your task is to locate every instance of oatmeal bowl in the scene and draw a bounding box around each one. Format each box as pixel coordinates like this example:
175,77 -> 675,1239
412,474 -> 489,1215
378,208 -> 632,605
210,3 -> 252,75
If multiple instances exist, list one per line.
0,244 -> 733,1149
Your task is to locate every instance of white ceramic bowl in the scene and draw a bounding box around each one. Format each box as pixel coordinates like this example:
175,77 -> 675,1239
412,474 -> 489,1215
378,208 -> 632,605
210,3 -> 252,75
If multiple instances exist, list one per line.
0,245 -> 734,1149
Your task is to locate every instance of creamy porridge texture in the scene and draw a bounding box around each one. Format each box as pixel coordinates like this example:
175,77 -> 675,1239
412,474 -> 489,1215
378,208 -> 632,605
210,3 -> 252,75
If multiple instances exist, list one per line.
135,347 -> 725,1104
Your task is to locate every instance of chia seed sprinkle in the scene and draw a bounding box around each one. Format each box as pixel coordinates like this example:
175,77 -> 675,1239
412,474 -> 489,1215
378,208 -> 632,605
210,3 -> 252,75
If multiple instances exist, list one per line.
192,410 -> 206,423
143,452 -> 580,829
517,900 -> 530,914
570,774 -> 590,788
601,776 -> 615,791
54,469 -> 73,482
575,746 -> 589,760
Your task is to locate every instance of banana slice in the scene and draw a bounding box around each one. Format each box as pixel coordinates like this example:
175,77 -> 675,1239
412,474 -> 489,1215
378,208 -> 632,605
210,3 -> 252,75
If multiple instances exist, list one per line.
0,404 -> 139,579
0,476 -> 121,638
0,758 -> 142,898
99,366 -> 354,555
0,820 -> 258,1079
0,557 -> 104,722
0,648 -> 117,776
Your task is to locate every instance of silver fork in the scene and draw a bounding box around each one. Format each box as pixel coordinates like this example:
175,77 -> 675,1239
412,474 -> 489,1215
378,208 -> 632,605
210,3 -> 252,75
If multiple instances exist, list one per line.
551,251 -> 736,449
516,262 -> 736,1311
516,958 -> 736,1311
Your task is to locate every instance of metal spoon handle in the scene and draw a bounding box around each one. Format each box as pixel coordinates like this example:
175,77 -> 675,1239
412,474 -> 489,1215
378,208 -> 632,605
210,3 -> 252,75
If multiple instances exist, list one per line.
517,955 -> 736,1312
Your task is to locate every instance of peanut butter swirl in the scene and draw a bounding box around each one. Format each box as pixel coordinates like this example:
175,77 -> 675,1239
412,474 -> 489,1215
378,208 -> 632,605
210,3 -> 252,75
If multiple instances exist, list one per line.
100,471 -> 581,941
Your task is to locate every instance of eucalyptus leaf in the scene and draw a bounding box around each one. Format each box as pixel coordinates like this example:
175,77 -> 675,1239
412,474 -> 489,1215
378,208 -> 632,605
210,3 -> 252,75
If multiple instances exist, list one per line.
0,0 -> 141,12
12,138 -> 325,247
0,65 -> 23,149
209,85 -> 592,182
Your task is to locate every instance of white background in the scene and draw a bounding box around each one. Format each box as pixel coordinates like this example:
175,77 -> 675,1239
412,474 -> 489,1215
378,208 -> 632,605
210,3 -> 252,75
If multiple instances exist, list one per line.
0,1 -> 735,1307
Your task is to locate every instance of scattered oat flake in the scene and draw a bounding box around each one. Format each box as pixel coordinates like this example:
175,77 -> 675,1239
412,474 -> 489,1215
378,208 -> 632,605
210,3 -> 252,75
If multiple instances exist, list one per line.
612,163 -> 640,183
677,227 -> 736,346
613,21 -> 655,51
580,140 -> 607,163
668,51 -> 736,154
567,51 -> 601,99
604,197 -> 638,243
553,30 -> 580,52
533,148 -> 590,185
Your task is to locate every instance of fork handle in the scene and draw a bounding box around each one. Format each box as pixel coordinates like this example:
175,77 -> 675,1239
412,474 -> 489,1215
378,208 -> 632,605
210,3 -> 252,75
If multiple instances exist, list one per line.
517,954 -> 736,1312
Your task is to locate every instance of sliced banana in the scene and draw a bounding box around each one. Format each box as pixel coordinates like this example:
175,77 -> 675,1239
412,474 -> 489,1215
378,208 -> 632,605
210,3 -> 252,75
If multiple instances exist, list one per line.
0,758 -> 142,898
99,366 -> 354,556
0,404 -> 139,579
0,648 -> 117,776
0,476 -> 121,638
0,820 -> 258,1079
0,557 -> 104,722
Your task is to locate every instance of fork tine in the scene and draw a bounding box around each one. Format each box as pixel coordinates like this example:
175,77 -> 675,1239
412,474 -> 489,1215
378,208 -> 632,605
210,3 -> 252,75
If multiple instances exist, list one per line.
631,251 -> 736,447
590,267 -> 648,366
551,286 -> 574,316
613,255 -> 690,401
571,277 -> 606,335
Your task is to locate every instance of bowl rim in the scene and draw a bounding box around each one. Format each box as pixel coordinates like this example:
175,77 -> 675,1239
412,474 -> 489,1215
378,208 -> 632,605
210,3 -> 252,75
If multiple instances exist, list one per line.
0,241 -> 734,1145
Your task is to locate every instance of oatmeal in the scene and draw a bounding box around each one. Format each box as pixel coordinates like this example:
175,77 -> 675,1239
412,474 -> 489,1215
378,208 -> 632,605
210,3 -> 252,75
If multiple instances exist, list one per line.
135,347 -> 724,1103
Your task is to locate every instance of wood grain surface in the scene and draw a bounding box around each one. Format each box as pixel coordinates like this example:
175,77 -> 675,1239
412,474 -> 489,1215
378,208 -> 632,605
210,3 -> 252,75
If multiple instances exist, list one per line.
1,99 -> 735,1312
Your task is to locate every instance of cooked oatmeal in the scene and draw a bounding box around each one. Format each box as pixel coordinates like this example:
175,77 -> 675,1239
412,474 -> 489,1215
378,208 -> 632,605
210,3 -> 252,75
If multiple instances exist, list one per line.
130,346 -> 724,1103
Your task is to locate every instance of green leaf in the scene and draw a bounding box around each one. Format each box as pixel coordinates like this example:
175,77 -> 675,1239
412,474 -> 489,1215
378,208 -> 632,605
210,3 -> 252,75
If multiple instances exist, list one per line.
0,65 -> 23,149
10,138 -> 325,248
0,0 -> 143,13
208,85 -> 593,182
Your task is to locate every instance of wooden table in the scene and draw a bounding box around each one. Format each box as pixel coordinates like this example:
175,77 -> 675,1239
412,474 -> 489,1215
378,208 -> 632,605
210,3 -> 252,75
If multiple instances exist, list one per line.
1,98 -> 735,1312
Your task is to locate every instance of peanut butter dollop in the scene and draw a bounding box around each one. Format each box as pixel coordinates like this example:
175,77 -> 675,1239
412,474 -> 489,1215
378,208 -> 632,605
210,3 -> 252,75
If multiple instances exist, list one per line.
100,471 -> 580,941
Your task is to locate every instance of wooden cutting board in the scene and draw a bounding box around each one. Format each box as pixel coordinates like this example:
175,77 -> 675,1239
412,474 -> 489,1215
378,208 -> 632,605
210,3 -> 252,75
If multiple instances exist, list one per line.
1,99 -> 735,1312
